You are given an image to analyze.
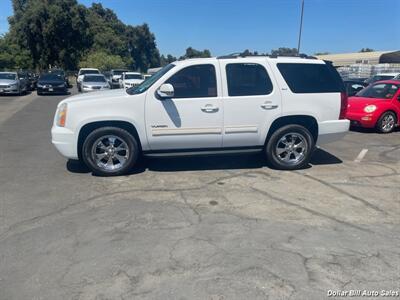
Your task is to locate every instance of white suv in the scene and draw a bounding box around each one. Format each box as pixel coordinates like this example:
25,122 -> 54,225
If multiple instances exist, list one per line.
52,56 -> 349,176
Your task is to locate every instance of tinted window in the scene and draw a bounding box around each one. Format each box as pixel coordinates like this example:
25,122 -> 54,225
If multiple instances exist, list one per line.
226,63 -> 273,96
80,70 -> 100,75
39,74 -> 62,81
166,64 -> 217,98
277,63 -> 344,93
83,75 -> 106,82
0,73 -> 17,80
125,74 -> 143,80
356,83 -> 399,99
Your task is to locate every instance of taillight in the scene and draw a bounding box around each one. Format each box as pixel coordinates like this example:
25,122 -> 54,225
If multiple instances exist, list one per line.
339,92 -> 348,119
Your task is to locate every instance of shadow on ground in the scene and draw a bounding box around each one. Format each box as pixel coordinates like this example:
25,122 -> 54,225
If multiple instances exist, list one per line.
67,148 -> 342,175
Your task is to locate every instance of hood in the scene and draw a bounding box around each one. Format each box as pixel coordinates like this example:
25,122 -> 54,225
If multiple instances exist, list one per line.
82,81 -> 108,86
347,96 -> 388,112
60,88 -> 128,106
0,79 -> 18,85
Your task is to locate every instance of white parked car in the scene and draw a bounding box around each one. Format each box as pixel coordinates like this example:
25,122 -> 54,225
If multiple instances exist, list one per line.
76,68 -> 100,92
52,56 -> 349,176
81,74 -> 110,93
120,72 -> 144,89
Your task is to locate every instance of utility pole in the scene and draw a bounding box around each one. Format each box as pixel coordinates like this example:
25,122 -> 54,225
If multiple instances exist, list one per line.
297,0 -> 305,55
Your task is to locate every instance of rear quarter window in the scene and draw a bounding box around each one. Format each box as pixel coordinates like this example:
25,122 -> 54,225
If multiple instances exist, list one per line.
277,63 -> 344,93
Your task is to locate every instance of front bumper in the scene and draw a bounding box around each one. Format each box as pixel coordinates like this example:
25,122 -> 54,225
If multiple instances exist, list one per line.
81,87 -> 110,93
346,112 -> 376,128
37,86 -> 67,94
317,119 -> 350,145
51,126 -> 78,159
0,86 -> 19,94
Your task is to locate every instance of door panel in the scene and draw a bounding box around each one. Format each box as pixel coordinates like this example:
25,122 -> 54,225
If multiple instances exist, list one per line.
145,63 -> 223,150
219,59 -> 282,147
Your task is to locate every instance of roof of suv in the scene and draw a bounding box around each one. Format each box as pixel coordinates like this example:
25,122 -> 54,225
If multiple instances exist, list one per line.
172,56 -> 324,66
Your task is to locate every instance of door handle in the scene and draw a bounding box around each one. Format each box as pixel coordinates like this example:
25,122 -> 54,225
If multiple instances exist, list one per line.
261,102 -> 279,110
201,104 -> 219,112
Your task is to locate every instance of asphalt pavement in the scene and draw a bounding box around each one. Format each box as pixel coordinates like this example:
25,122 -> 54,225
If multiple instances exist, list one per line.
0,88 -> 399,300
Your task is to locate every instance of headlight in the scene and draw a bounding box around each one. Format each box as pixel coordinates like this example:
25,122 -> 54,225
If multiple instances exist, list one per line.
82,85 -> 89,89
364,105 -> 377,113
56,103 -> 67,127
37,84 -> 43,88
58,83 -> 65,87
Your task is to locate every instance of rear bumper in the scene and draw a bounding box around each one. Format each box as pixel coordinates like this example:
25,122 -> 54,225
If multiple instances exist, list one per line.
317,119 -> 350,145
51,126 -> 78,159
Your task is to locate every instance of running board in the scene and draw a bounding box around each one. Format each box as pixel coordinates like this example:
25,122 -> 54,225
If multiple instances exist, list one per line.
143,147 -> 263,157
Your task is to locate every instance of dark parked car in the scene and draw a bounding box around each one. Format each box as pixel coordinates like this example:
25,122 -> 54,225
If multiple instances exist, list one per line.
344,80 -> 368,96
37,73 -> 68,95
49,69 -> 69,87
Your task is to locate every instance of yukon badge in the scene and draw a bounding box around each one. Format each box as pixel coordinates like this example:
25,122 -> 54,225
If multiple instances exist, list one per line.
151,125 -> 168,128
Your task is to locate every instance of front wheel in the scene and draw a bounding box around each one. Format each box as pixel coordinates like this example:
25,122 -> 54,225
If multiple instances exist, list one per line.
376,111 -> 396,133
265,124 -> 314,170
82,127 -> 139,176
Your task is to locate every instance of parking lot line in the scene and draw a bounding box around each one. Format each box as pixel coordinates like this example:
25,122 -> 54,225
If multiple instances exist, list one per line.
354,148 -> 368,163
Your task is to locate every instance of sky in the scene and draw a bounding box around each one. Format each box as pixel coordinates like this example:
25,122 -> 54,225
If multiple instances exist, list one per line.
0,0 -> 399,57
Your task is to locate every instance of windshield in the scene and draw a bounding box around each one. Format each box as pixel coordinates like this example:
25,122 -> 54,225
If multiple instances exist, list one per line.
125,74 -> 143,80
0,73 -> 17,80
127,64 -> 175,95
83,75 -> 106,82
80,70 -> 100,75
368,75 -> 395,83
50,70 -> 64,76
356,83 -> 399,99
39,74 -> 63,81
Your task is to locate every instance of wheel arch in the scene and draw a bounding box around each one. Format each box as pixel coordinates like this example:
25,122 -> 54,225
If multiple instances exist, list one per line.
77,120 -> 142,160
265,115 -> 318,145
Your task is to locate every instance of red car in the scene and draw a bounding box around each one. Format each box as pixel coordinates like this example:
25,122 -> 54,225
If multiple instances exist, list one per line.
346,80 -> 400,133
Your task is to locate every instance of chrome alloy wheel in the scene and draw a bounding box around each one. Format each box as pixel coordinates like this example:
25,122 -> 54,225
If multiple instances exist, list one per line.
275,132 -> 308,165
381,114 -> 395,132
91,135 -> 130,171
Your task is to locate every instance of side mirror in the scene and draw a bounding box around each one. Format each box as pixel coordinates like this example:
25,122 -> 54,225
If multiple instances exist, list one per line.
157,83 -> 174,99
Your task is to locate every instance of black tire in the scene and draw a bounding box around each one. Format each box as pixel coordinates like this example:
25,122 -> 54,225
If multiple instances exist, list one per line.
265,124 -> 314,170
82,127 -> 139,176
376,111 -> 397,133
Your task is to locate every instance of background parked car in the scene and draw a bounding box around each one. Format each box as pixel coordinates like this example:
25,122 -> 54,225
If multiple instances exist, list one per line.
49,69 -> 70,88
0,71 -> 28,95
120,72 -> 144,89
81,74 -> 110,93
346,80 -> 400,133
37,73 -> 68,95
343,80 -> 368,96
110,69 -> 128,89
76,68 -> 100,91
365,73 -> 400,84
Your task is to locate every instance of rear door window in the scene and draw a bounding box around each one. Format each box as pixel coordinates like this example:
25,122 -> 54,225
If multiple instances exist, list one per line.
226,63 -> 273,96
277,63 -> 344,93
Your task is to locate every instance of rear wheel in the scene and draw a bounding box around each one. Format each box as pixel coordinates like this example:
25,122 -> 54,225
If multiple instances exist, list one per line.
82,127 -> 139,176
376,111 -> 396,133
265,124 -> 314,170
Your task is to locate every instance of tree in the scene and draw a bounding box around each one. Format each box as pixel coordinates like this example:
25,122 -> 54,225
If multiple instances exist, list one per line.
8,0 -> 90,70
180,47 -> 211,59
79,51 -> 126,70
160,54 -> 177,66
270,47 -> 298,56
359,48 -> 374,53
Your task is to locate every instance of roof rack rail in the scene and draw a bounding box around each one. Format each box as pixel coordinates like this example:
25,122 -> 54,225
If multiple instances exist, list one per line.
217,53 -> 243,59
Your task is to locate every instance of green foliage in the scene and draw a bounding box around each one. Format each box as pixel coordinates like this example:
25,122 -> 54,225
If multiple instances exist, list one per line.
180,47 -> 211,59
4,0 -> 161,72
79,51 -> 126,70
160,54 -> 177,66
0,33 -> 32,70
